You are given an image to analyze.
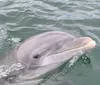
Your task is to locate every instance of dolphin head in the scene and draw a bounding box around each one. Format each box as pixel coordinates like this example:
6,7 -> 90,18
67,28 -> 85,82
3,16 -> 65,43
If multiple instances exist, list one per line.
14,31 -> 96,68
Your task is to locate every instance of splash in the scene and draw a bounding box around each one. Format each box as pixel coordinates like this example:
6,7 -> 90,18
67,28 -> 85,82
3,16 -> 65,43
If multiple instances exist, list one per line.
0,63 -> 25,83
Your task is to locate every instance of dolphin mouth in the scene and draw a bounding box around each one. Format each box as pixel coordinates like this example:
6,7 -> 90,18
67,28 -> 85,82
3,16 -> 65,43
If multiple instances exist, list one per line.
73,37 -> 96,51
52,37 -> 96,57
62,37 -> 96,52
41,37 -> 96,66
81,39 -> 96,51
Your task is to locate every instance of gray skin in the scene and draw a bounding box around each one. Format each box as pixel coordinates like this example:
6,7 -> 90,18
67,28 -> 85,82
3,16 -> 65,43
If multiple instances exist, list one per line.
0,31 -> 96,84
15,31 -> 96,67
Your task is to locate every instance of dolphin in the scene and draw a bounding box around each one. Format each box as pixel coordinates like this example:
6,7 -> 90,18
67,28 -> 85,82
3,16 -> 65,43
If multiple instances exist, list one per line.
0,31 -> 96,84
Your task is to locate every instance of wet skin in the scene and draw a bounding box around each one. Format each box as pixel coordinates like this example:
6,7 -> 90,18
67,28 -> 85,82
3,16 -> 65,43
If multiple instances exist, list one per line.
0,31 -> 96,84
15,31 -> 96,68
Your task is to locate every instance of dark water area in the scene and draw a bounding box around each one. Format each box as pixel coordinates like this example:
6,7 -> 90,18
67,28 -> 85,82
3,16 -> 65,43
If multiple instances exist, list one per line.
0,0 -> 100,85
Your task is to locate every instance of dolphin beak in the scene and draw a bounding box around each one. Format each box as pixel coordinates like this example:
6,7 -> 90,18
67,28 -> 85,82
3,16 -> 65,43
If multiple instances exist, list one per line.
81,37 -> 96,51
41,37 -> 96,66
56,37 -> 96,53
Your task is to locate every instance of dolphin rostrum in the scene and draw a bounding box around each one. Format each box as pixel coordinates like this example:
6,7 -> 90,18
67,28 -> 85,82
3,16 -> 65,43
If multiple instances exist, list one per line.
0,31 -> 96,84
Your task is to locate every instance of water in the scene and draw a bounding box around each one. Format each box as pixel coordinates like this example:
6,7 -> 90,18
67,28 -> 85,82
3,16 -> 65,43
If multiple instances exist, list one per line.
0,0 -> 100,85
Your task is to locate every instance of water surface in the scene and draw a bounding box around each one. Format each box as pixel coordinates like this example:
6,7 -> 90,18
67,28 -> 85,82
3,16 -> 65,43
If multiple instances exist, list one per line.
0,0 -> 100,85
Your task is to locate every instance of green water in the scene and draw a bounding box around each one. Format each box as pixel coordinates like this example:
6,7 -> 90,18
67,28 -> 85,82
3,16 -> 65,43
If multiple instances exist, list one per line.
0,0 -> 100,85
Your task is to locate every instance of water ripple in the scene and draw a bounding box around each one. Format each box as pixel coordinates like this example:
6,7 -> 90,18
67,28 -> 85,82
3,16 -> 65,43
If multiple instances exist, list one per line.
0,0 -> 100,85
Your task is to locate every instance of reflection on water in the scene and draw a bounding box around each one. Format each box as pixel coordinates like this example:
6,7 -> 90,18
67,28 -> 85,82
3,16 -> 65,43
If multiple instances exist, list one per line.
0,0 -> 100,85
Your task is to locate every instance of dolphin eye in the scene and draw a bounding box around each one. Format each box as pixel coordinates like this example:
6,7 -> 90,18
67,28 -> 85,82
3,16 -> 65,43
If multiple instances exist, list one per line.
33,54 -> 40,59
